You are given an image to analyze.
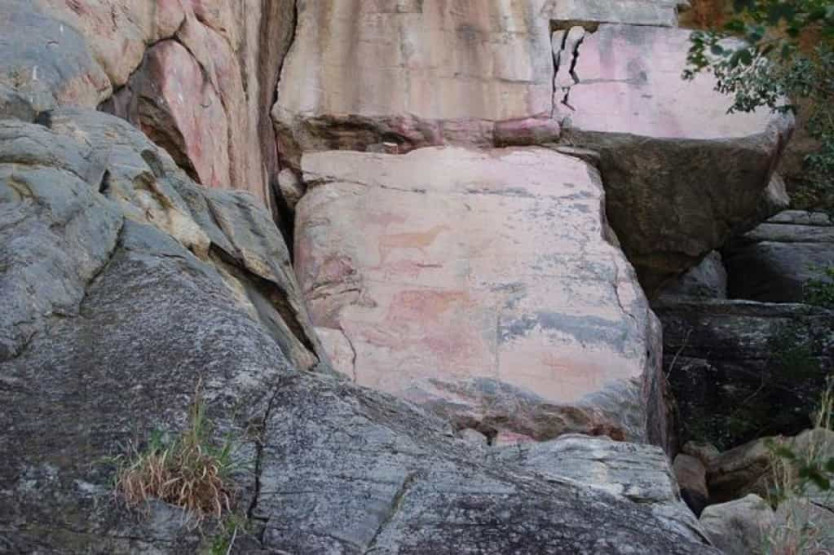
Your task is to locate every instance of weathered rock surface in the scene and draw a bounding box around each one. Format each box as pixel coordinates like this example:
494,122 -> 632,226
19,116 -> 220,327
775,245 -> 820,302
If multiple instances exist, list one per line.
700,494 -> 776,555
674,454 -> 709,516
32,0 -> 187,87
106,39 -> 232,188
274,2 -> 792,293
2,0 -> 296,207
255,377 -> 714,554
491,434 -> 709,543
772,497 -> 834,553
701,491 -> 834,554
100,0 -> 297,206
724,210 -> 834,303
659,251 -> 728,300
0,109 -> 322,372
0,108 -> 717,553
0,0 -> 111,113
543,0 -> 681,27
272,0 -> 688,166
682,441 -> 721,467
558,23 -> 793,292
296,146 -> 666,445
655,299 -> 834,449
273,0 -> 556,164
706,438 -> 775,505
4,0 -> 794,298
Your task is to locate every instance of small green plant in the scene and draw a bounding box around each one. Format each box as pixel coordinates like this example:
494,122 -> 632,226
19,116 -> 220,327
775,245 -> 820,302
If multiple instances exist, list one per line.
206,512 -> 250,555
769,323 -> 821,383
114,382 -> 237,521
683,0 -> 834,214
803,265 -> 834,309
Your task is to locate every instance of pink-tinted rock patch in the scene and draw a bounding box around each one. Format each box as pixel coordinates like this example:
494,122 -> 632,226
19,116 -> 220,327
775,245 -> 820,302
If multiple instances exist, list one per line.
295,146 -> 666,445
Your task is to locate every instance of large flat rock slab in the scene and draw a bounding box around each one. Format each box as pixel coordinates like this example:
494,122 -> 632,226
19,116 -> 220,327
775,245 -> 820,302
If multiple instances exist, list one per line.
556,24 -> 793,293
273,0 -> 556,160
295,146 -> 666,445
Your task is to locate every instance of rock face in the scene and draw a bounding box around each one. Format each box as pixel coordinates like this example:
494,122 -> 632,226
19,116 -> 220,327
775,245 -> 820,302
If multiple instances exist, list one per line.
2,0 -> 792,296
1,0 -> 297,207
699,494 -> 776,555
295,146 -> 666,445
557,23 -> 793,292
772,498 -> 834,553
0,109 -> 717,553
273,0 -> 556,163
706,438 -> 775,505
491,434 -> 709,543
724,210 -> 834,303
107,39 -> 233,188
674,454 -> 709,516
543,0 -> 680,27
0,109 -> 323,371
0,1 -> 813,550
98,0 -> 297,206
274,0 -> 791,296
659,251 -> 728,300
273,0 -> 689,164
701,489 -> 834,554
255,377 -> 714,554
655,298 -> 834,449
3,0 -> 789,324
0,0 -> 111,113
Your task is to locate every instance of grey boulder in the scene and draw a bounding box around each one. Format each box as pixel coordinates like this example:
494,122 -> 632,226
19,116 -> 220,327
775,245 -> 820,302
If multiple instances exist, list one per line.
654,298 -> 834,450
724,210 -> 834,303
700,494 -> 776,555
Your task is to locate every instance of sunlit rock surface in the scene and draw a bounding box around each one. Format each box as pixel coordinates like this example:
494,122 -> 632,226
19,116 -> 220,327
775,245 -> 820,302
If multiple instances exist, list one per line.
295,146 -> 667,445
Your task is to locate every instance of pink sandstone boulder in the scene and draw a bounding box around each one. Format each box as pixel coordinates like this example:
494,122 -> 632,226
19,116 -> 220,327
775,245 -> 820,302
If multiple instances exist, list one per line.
295,146 -> 667,446
554,23 -> 794,293
113,40 -> 232,189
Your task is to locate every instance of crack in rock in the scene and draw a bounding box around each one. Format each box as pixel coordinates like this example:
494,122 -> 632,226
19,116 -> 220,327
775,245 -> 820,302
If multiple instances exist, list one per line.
550,29 -> 567,118
247,376 -> 290,524
551,25 -> 586,112
363,471 -> 421,553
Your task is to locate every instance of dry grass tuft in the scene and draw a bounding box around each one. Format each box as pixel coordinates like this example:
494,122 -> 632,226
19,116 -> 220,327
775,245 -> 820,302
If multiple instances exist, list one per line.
115,382 -> 235,521
764,379 -> 834,554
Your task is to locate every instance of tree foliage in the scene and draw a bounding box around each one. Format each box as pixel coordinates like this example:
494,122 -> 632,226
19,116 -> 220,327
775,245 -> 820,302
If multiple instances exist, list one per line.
684,0 -> 834,211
